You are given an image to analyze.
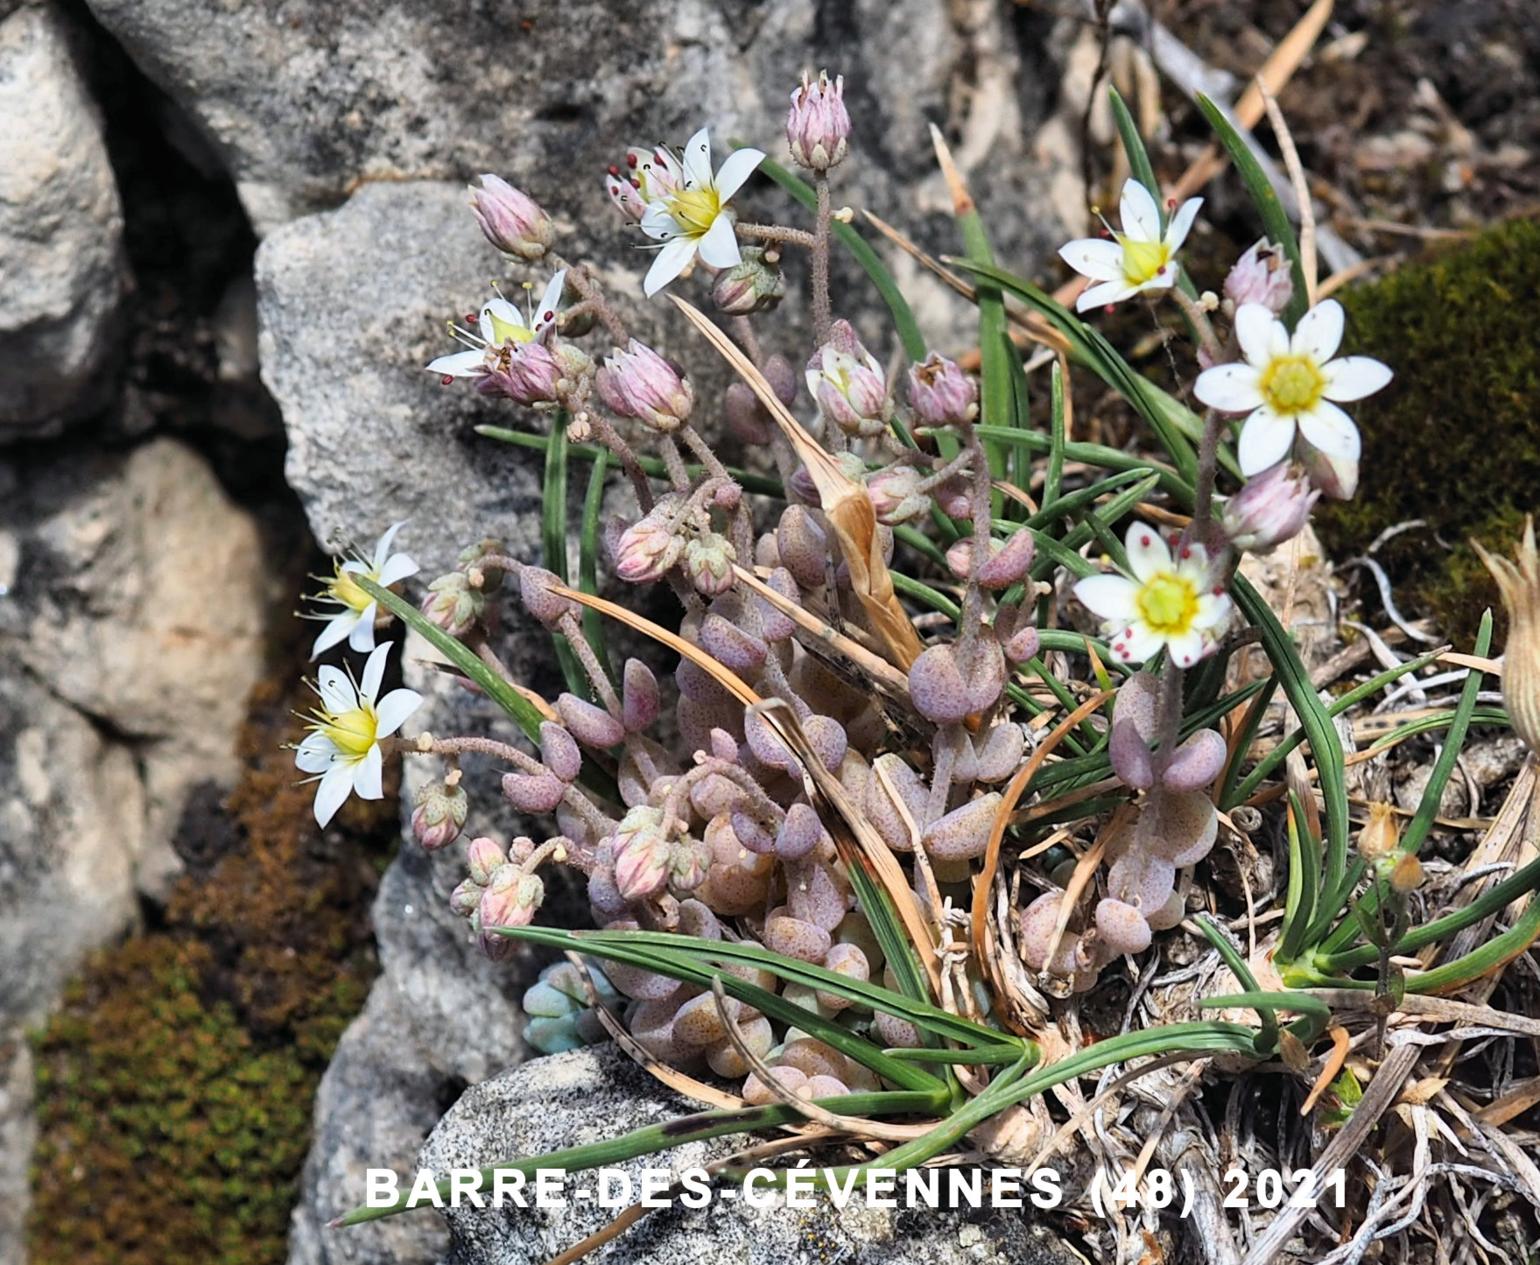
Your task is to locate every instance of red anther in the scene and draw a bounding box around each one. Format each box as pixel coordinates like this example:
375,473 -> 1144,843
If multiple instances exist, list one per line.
1141,535 -> 1152,547
1212,586 -> 1224,596
607,164 -> 621,176
542,311 -> 553,322
1167,197 -> 1177,209
1156,265 -> 1166,275
625,153 -> 638,168
440,375 -> 454,385
1104,304 -> 1116,314
1180,547 -> 1191,558
1098,227 -> 1112,238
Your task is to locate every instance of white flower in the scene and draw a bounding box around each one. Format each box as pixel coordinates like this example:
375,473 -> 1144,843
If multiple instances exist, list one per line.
1193,299 -> 1392,477
426,270 -> 568,379
1058,180 -> 1203,312
1073,524 -> 1232,668
295,642 -> 423,828
306,521 -> 419,658
637,128 -> 765,298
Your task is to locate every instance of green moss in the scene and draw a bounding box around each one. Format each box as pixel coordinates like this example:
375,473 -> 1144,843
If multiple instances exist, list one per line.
28,641 -> 395,1265
1315,216 -> 1540,646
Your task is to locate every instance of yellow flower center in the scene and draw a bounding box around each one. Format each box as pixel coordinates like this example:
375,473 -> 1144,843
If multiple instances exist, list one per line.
486,311 -> 536,346
1119,236 -> 1172,286
1135,572 -> 1199,637
667,186 -> 722,236
320,705 -> 378,759
327,564 -> 375,613
1259,354 -> 1325,415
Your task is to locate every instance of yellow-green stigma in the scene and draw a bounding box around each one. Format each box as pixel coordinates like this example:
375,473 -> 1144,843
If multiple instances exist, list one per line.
1135,572 -> 1199,637
486,312 -> 537,346
1119,236 -> 1172,286
667,186 -> 722,236
318,705 -> 377,758
1260,354 -> 1326,415
326,564 -> 374,613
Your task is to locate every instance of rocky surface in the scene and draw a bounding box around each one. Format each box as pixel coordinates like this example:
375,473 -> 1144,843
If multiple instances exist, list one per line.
417,1043 -> 1083,1265
0,3 -> 127,438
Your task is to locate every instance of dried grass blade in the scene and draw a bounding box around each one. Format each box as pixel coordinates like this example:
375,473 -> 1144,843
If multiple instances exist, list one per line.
668,296 -> 925,669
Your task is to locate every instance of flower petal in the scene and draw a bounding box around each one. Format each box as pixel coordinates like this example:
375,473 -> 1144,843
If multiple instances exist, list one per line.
372,521 -> 406,568
713,147 -> 765,203
1321,355 -> 1392,403
359,641 -> 393,705
1058,237 -> 1126,282
1164,197 -> 1203,253
639,203 -> 683,242
1237,408 -> 1296,476
312,612 -> 359,659
294,732 -> 336,774
1235,303 -> 1287,368
1195,591 -> 1232,631
681,127 -> 713,190
425,349 -> 486,378
1114,624 -> 1164,665
695,212 -> 741,269
1118,179 -> 1161,242
534,270 -> 567,332
1292,299 -> 1344,363
374,687 -> 424,738
1075,278 -> 1136,312
352,743 -> 384,801
1297,400 -> 1361,462
313,761 -> 355,828
376,553 -> 419,587
643,236 -> 698,298
1074,574 -> 1139,621
346,606 -> 378,653
317,665 -> 356,714
1194,363 -> 1264,414
1166,629 -> 1208,670
1125,522 -> 1172,583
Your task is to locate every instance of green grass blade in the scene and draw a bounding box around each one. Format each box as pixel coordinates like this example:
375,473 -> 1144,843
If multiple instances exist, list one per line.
1193,93 -> 1308,325
355,575 -> 544,744
542,418 -> 587,697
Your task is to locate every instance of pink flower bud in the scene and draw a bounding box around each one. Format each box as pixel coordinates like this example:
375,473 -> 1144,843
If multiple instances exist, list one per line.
621,658 -> 660,733
614,511 -> 685,584
539,721 -> 582,783
935,475 -> 973,519
865,465 -> 930,526
596,340 -> 693,434
478,864 -> 545,953
906,353 -> 978,428
518,565 -> 577,627
1221,461 -> 1319,554
450,877 -> 483,918
712,247 -> 786,316
685,532 -> 737,597
410,777 -> 469,851
786,69 -> 851,172
420,571 -> 484,637
467,175 -> 554,261
466,836 -> 508,886
501,769 -> 565,813
806,321 -> 891,438
1224,239 -> 1293,315
610,807 -> 671,901
556,693 -> 626,749
1298,444 -> 1359,501
604,166 -> 648,222
668,835 -> 711,891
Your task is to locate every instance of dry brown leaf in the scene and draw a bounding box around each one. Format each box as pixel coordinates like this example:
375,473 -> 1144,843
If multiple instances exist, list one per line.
668,296 -> 924,670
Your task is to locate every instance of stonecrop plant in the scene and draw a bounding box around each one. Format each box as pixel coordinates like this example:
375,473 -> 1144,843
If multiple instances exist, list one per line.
300,70 -> 1539,1262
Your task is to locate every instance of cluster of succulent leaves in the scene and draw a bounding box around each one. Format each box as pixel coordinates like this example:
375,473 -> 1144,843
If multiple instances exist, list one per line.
29,649 -> 388,1265
344,90 -> 1528,1234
